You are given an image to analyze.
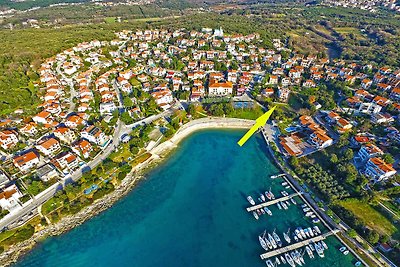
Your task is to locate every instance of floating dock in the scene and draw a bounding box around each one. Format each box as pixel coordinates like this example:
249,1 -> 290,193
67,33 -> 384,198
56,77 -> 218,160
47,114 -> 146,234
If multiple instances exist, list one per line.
246,192 -> 302,212
260,230 -> 340,260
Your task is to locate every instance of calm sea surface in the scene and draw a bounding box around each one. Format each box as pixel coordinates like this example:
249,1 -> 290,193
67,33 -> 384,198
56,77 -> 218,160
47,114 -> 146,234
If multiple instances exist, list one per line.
15,130 -> 359,267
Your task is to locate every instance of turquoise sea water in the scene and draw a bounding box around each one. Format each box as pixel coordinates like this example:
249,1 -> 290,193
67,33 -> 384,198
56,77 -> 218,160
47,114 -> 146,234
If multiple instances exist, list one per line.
15,130 -> 359,267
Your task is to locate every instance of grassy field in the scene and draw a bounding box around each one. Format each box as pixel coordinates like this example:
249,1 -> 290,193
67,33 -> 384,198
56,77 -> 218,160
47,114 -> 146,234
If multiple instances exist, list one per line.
109,144 -> 132,163
339,198 -> 398,236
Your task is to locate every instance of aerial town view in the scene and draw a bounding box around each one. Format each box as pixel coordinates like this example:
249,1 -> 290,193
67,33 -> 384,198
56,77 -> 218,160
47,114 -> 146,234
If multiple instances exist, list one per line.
0,0 -> 399,266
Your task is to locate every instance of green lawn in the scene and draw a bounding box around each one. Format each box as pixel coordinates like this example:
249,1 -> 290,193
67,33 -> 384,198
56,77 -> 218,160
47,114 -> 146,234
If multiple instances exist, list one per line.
104,17 -> 117,24
109,144 -> 132,163
339,199 -> 398,236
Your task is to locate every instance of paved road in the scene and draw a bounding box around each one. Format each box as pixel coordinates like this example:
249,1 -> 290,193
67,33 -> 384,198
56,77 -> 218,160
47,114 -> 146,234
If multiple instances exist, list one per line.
55,63 -> 76,114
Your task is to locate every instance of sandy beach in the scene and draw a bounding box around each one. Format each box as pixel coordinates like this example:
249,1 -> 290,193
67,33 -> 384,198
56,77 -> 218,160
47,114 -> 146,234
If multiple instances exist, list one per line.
0,117 -> 254,267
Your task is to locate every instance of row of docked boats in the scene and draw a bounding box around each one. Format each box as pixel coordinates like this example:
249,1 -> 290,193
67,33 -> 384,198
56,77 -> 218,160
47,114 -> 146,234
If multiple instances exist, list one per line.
259,230 -> 284,251
247,189 -> 276,206
264,240 -> 328,267
301,204 -> 320,224
293,226 -> 321,242
252,206 -> 273,220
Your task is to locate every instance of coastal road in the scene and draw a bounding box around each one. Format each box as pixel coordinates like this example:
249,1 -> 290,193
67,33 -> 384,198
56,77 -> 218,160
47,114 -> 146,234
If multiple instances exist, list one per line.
0,110 -> 172,230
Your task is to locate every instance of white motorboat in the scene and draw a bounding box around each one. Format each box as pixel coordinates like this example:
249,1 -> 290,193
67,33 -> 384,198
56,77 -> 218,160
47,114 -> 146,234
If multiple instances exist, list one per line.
283,231 -> 291,244
277,202 -> 282,210
247,196 -> 255,205
264,207 -> 272,216
253,211 -> 259,220
321,240 -> 328,250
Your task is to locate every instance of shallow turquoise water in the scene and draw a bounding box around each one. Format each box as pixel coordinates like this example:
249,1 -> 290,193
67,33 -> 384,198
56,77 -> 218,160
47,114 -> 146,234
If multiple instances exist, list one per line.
15,130 -> 359,267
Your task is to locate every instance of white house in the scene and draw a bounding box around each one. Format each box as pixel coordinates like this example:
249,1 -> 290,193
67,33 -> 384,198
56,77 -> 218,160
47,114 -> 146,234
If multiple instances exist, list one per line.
35,138 -> 61,156
81,125 -> 108,146
0,184 -> 22,212
0,130 -> 18,150
13,151 -> 40,172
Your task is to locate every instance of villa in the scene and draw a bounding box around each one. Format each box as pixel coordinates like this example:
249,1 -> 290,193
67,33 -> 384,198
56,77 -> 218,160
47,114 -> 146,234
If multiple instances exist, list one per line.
365,157 -> 397,183
13,151 -> 40,172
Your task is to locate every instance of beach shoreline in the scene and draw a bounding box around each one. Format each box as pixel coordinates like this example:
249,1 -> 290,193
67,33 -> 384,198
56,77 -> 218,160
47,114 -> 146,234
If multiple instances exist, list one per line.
0,117 -> 254,267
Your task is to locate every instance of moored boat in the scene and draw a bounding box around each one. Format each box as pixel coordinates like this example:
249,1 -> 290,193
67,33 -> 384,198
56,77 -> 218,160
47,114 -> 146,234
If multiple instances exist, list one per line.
285,253 -> 296,267
280,255 -> 286,264
339,246 -> 347,252
281,201 -> 288,210
312,218 -> 320,224
247,196 -> 255,205
313,226 -> 321,234
283,231 -> 291,244
307,227 -> 314,237
305,211 -> 314,217
315,242 -> 325,258
253,211 -> 259,220
273,231 -> 283,247
321,240 -> 328,249
265,259 -> 274,267
290,198 -> 297,205
343,250 -> 349,255
260,194 -> 266,202
277,202 -> 282,210
259,234 -> 269,251
264,207 -> 272,216
306,245 -> 314,259
268,233 -> 277,248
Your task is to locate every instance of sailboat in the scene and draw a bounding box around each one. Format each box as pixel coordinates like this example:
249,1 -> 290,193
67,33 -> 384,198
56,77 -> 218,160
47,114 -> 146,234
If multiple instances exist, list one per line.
259,231 -> 269,251
285,253 -> 296,267
306,245 -> 314,259
280,255 -> 286,264
265,260 -> 274,267
295,228 -> 303,240
281,201 -> 288,210
283,229 -> 291,244
321,240 -> 328,250
275,257 -> 281,265
291,251 -> 302,266
268,233 -> 277,248
260,194 -> 266,202
273,231 -> 283,247
299,228 -> 307,239
270,189 -> 275,199
315,242 -> 325,258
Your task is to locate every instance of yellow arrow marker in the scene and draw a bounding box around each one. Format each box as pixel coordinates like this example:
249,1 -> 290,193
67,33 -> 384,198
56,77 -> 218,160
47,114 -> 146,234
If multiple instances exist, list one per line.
237,106 -> 276,147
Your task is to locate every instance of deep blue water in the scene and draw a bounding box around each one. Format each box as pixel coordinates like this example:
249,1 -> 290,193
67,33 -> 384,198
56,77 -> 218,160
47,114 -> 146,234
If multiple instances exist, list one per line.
15,130 -> 359,267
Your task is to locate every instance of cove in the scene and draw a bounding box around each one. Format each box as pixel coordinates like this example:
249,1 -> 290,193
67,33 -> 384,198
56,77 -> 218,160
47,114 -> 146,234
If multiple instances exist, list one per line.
15,130 -> 358,267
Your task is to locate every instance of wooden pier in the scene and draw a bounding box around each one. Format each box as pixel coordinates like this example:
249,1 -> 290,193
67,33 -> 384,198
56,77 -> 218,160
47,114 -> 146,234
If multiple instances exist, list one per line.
260,230 -> 340,260
246,192 -> 302,212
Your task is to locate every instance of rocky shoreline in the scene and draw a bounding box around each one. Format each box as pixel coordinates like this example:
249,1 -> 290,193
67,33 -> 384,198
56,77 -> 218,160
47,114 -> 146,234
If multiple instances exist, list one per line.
0,117 -> 254,267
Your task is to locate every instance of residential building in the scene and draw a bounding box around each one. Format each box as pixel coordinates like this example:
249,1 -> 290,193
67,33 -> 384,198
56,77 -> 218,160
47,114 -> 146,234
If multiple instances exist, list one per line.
35,138 -> 61,156
81,125 -> 108,146
54,126 -> 76,144
358,144 -> 383,162
0,130 -> 18,150
208,81 -> 233,96
13,151 -> 40,172
72,139 -> 93,159
365,157 -> 397,183
0,184 -> 22,212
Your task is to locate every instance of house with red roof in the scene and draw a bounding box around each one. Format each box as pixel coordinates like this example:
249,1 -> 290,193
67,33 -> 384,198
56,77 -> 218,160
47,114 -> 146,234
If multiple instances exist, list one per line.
13,151 -> 40,172
365,157 -> 397,183
0,130 -> 18,150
